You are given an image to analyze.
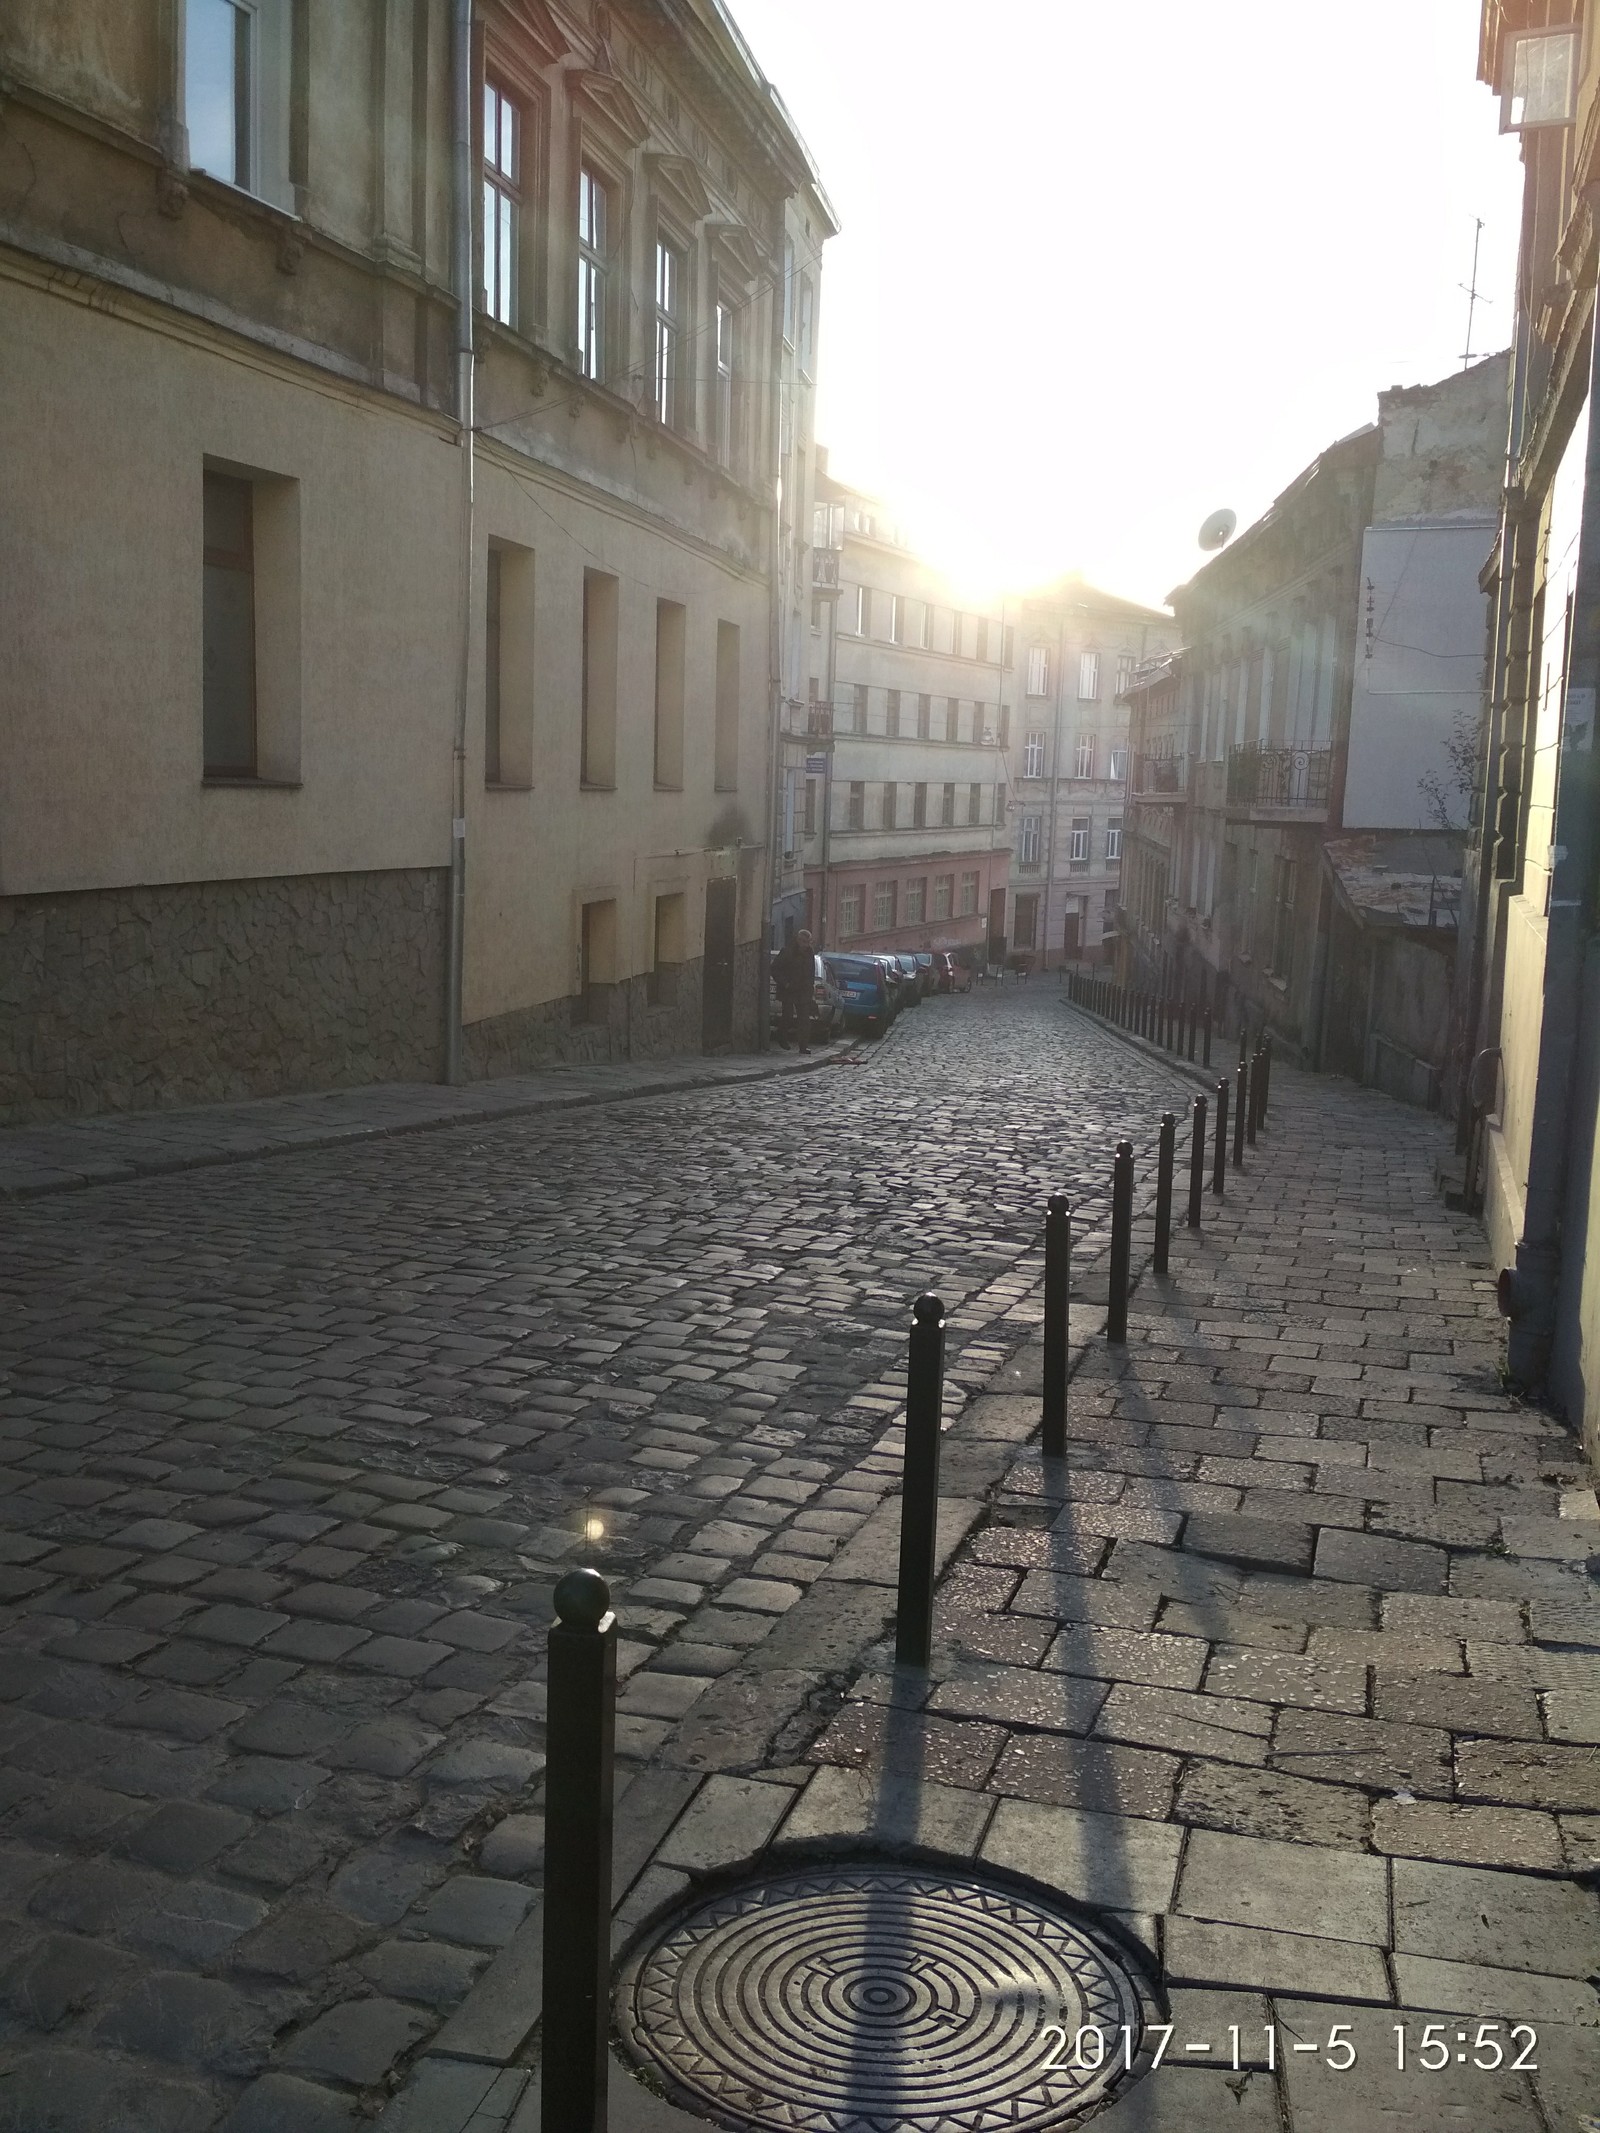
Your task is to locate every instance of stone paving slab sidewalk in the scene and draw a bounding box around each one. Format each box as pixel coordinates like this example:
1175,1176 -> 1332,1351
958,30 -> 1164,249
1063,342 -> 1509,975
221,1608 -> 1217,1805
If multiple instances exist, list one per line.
0,1037 -> 856,1199
382,1032 -> 1600,2132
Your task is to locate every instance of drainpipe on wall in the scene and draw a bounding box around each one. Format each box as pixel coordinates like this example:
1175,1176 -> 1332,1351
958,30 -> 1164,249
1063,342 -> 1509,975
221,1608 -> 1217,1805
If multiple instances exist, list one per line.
1502,306 -> 1600,1390
758,223 -> 792,1056
443,0 -> 474,1085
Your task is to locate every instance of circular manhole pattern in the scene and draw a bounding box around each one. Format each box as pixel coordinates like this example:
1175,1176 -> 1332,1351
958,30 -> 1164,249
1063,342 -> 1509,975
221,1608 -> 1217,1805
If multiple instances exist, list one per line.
614,1861 -> 1151,2133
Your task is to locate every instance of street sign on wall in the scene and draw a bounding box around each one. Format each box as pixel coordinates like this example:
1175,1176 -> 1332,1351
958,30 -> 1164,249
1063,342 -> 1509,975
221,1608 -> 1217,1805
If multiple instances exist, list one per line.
804,753 -> 827,773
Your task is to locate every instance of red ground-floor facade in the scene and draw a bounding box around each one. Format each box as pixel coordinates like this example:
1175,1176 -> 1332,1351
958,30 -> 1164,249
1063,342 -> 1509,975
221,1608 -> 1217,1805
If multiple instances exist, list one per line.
803,849 -> 1008,960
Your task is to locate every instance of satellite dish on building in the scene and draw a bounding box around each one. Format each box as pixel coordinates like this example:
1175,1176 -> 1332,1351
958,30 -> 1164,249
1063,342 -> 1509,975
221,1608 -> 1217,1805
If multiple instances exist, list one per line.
1198,508 -> 1237,551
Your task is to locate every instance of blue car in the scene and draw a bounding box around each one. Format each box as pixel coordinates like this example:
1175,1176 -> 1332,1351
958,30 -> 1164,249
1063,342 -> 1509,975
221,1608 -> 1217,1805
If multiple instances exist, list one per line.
821,952 -> 894,1037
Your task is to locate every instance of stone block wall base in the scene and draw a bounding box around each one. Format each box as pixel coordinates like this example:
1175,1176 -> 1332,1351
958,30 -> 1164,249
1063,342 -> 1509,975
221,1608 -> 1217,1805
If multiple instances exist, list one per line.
0,868 -> 447,1125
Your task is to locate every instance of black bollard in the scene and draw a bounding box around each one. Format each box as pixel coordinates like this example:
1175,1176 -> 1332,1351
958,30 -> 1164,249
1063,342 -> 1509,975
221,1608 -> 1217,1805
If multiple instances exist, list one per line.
1042,1195 -> 1070,1461
1233,1058 -> 1248,1169
542,1567 -> 617,2133
1187,1092 -> 1207,1228
1154,1112 -> 1175,1277
1212,1075 -> 1228,1197
1108,1139 -> 1134,1344
895,1293 -> 946,1668
1202,1007 -> 1213,1069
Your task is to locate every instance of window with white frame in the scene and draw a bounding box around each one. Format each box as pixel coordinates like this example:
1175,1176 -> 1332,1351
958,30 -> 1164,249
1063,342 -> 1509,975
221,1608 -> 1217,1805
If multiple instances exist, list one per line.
1109,745 -> 1127,782
1023,730 -> 1046,778
1019,813 -> 1042,867
577,167 -> 607,380
1116,652 -> 1136,696
873,879 -> 896,931
1078,651 -> 1100,700
1069,817 -> 1090,863
889,594 -> 905,644
714,297 -> 736,464
482,82 -> 520,325
653,237 -> 682,426
185,0 -> 294,207
839,885 -> 862,936
905,878 -> 926,923
959,871 -> 979,915
933,875 -> 953,919
1106,817 -> 1123,861
846,780 -> 865,829
1074,732 -> 1095,779
1026,646 -> 1050,697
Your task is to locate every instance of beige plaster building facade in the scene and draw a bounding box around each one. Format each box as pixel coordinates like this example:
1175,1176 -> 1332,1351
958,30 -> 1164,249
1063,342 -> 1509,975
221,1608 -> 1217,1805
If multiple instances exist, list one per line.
803,473 -> 1014,961
0,0 -> 829,1123
1007,582 -> 1176,968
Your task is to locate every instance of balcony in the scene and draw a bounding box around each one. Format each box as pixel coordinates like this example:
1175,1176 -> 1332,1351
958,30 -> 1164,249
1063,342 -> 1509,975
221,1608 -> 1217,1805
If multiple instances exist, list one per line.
1132,754 -> 1187,801
783,702 -> 834,740
1226,743 -> 1331,820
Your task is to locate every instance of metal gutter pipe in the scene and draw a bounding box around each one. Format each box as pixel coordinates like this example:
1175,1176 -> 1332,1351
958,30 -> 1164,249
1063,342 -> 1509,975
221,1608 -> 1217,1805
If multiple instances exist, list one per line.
444,0 -> 474,1084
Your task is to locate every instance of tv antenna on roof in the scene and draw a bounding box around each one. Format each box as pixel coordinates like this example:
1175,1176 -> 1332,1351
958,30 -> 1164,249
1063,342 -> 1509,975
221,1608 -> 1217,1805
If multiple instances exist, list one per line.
1461,217 -> 1492,368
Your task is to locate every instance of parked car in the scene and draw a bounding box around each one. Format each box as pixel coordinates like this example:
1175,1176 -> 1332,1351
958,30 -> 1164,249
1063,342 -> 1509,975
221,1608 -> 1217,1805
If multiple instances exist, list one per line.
769,951 -> 843,1039
912,952 -> 936,994
932,951 -> 971,994
820,953 -> 894,1037
892,953 -> 925,1003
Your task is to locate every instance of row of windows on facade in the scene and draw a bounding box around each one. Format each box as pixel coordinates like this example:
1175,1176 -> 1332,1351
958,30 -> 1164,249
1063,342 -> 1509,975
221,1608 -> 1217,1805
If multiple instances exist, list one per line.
835,589 -> 1011,663
1021,733 -> 1128,781
816,780 -> 1002,835
574,890 -> 692,1021
1142,831 -> 1298,986
819,687 -> 1009,746
1015,815 -> 1122,868
494,87 -> 809,464
1181,624 -> 1341,765
181,3 -> 802,475
1025,649 -> 1140,702
833,872 -> 984,936
200,470 -> 744,790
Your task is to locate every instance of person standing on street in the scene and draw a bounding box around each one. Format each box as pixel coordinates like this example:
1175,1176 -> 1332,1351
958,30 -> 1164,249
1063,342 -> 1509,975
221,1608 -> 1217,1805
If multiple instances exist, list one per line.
774,928 -> 815,1053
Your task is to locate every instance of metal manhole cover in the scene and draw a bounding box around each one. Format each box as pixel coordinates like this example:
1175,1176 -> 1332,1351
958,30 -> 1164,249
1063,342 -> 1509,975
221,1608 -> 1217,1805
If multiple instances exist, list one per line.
614,1861 -> 1150,2133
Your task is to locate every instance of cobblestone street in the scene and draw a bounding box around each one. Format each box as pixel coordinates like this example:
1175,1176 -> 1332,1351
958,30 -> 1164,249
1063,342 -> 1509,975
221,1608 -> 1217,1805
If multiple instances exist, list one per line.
0,987 -> 1194,2131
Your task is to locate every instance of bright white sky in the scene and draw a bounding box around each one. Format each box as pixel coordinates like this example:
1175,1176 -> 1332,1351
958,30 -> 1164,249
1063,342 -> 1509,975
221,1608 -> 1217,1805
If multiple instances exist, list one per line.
733,0 -> 1525,611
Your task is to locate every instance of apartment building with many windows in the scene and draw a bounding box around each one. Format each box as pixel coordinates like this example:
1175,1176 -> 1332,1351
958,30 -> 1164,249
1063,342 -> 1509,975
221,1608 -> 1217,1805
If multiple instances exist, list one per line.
1006,579 -> 1176,966
803,471 -> 1012,958
0,0 -> 830,1120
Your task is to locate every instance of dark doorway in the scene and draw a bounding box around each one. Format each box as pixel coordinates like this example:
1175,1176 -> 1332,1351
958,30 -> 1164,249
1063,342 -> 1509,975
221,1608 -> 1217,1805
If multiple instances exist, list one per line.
702,878 -> 737,1052
987,886 -> 1007,963
1063,910 -> 1081,960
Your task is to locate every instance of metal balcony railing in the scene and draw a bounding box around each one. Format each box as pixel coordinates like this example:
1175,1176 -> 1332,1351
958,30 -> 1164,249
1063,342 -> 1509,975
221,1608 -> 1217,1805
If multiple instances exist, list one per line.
1226,743 -> 1331,810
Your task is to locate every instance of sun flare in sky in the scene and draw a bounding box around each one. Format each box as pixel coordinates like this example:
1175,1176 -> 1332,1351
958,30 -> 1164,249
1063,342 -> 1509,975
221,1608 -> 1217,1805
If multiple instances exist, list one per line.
736,0 -> 1525,610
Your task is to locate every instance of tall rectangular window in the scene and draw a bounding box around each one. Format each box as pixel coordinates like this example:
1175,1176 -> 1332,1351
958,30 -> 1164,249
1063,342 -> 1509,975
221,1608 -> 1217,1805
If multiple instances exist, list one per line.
840,885 -> 862,936
803,777 -> 818,837
881,781 -> 898,829
1024,730 -> 1045,778
851,585 -> 869,635
654,237 -> 682,426
873,879 -> 896,932
913,782 -> 928,827
715,297 -> 736,463
203,470 -> 256,777
933,875 -> 953,920
581,569 -> 618,787
654,598 -> 685,789
799,274 -> 815,378
649,892 -> 685,1007
1026,646 -> 1049,697
578,899 -> 615,1023
187,0 -> 253,188
483,82 -> 519,325
968,781 -> 982,823
1106,817 -> 1123,861
714,621 -> 740,791
941,782 -> 956,827
847,781 -> 865,829
1019,814 -> 1042,866
1109,745 -> 1127,781
905,878 -> 926,923
889,594 -> 905,644
1116,652 -> 1136,697
853,682 -> 869,735
959,870 -> 979,915
578,167 -> 607,380
887,688 -> 903,737
1078,650 -> 1101,700
1069,817 -> 1090,863
1074,733 -> 1096,779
